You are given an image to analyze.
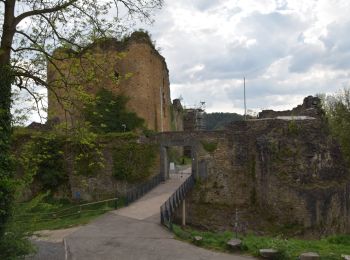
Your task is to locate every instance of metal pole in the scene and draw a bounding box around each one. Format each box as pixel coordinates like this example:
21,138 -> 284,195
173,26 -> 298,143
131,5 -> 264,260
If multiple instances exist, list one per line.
244,77 -> 247,120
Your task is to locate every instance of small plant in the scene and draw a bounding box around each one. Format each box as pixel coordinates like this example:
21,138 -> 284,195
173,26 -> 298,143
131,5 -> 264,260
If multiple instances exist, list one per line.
201,140 -> 218,153
287,120 -> 299,135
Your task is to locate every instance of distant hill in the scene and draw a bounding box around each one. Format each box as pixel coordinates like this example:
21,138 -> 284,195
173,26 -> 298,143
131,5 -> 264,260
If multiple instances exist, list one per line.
205,112 -> 243,130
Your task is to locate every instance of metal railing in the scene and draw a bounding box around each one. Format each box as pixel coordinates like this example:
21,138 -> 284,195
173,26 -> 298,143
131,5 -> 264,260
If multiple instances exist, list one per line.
160,173 -> 195,229
122,173 -> 163,206
13,197 -> 119,224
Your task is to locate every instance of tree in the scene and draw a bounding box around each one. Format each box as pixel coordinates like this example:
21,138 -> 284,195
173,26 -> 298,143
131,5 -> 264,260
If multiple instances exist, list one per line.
0,0 -> 162,255
322,88 -> 350,165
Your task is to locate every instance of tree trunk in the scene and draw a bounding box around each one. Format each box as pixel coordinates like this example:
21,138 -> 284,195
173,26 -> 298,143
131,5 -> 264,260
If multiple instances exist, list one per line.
0,0 -> 16,237
0,66 -> 15,237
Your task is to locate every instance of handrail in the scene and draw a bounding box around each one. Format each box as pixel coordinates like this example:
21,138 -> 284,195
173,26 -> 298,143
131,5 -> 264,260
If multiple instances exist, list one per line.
121,173 -> 163,206
160,174 -> 195,229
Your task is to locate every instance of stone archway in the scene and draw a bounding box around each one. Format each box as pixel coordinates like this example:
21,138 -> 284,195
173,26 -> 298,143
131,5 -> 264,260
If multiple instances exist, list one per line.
158,132 -> 199,181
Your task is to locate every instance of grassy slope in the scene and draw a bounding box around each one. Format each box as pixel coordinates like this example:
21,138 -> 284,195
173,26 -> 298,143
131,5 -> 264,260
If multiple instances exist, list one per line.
173,225 -> 350,260
15,198 -> 119,231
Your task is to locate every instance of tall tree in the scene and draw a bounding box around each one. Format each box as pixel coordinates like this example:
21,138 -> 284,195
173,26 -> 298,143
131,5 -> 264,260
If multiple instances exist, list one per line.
0,0 -> 162,246
322,88 -> 350,165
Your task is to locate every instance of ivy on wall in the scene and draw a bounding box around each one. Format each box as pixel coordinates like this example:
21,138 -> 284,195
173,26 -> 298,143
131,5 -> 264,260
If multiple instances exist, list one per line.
19,133 -> 68,191
201,140 -> 218,153
83,88 -> 144,133
112,142 -> 157,183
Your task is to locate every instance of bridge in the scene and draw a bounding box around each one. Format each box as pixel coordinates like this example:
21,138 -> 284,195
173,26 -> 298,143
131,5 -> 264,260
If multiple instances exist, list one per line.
29,131 -> 253,259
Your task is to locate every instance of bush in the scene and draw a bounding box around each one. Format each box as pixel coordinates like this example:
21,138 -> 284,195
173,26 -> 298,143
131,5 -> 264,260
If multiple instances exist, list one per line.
112,142 -> 157,182
322,88 -> 350,165
20,133 -> 68,191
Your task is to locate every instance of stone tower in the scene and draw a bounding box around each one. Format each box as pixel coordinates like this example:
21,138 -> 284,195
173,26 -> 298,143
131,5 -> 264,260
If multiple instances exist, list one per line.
47,31 -> 172,132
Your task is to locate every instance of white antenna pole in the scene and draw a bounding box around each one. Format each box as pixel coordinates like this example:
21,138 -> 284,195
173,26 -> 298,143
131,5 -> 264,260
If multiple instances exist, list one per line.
244,77 -> 247,120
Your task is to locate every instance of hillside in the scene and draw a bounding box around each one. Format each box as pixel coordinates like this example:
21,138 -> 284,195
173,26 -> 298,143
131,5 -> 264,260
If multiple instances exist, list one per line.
205,112 -> 243,130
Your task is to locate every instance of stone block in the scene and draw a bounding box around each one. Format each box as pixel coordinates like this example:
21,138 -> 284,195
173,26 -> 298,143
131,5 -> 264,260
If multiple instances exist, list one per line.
299,252 -> 320,259
193,236 -> 203,244
226,238 -> 242,250
259,248 -> 279,259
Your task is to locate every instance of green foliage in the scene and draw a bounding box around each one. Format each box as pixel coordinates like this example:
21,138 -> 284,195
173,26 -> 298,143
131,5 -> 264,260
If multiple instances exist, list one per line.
0,65 -> 16,244
205,112 -> 243,130
73,145 -> 104,176
142,129 -> 157,137
68,126 -> 105,176
0,193 -> 50,260
322,88 -> 350,165
99,132 -> 138,140
167,147 -> 191,165
20,133 -> 68,191
112,142 -> 157,183
83,88 -> 144,133
173,225 -> 350,260
201,140 -> 218,153
173,225 -> 233,251
6,193 -> 121,235
287,119 -> 300,135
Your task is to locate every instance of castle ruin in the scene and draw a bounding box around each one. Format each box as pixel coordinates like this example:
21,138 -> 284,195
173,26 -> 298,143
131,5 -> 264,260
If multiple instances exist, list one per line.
47,32 -> 172,132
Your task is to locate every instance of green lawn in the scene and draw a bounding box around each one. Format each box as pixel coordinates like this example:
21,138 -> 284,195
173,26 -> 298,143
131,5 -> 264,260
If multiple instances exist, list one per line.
173,225 -> 350,260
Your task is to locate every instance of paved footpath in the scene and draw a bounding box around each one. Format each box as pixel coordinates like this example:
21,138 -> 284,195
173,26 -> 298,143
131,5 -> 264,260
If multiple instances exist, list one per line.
30,170 -> 255,260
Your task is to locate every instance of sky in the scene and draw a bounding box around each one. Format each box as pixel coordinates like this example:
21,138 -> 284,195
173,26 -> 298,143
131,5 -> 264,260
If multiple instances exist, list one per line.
143,0 -> 350,114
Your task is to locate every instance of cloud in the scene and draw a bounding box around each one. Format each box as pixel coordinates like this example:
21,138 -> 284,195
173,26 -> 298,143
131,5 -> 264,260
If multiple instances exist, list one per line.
146,0 -> 350,113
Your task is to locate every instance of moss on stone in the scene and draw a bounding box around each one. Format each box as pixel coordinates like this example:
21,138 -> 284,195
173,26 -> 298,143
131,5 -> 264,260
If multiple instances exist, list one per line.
201,140 -> 218,153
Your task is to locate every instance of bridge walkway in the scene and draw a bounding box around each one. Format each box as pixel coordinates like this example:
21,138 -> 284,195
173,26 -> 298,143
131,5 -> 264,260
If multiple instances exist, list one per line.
30,168 -> 254,259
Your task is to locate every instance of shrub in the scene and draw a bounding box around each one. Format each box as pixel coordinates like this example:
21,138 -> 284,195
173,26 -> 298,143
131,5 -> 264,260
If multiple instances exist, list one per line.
112,142 -> 157,182
20,134 -> 68,191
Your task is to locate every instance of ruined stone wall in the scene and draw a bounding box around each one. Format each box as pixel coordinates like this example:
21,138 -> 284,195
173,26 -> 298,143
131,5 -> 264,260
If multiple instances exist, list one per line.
14,130 -> 161,202
258,96 -> 323,119
172,99 -> 184,131
47,32 -> 172,132
179,118 -> 350,237
68,136 -> 160,201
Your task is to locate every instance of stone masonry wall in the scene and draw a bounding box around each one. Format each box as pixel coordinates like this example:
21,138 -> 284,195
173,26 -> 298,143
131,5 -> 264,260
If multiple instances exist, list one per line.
47,32 -> 172,132
68,136 -> 160,201
180,117 -> 350,237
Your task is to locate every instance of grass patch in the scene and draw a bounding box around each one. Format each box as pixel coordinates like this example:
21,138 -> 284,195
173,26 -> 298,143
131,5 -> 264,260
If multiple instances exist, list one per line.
15,196 -> 121,231
173,225 -> 350,259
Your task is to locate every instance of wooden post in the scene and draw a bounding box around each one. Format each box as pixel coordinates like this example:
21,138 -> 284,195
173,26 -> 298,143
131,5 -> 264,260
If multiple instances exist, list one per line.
182,199 -> 186,226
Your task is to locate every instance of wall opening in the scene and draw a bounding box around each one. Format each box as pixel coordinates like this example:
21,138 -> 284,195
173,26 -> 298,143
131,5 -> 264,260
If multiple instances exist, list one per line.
160,144 -> 197,181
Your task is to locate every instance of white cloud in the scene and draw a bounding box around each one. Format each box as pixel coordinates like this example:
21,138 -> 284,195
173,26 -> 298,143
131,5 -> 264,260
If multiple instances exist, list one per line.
146,0 -> 350,113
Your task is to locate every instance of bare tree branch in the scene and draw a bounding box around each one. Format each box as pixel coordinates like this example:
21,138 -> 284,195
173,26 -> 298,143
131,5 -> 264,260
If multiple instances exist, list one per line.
14,0 -> 79,26
39,14 -> 83,50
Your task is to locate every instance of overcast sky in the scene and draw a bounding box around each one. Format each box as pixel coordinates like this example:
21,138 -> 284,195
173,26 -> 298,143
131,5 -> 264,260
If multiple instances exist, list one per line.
143,0 -> 350,113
